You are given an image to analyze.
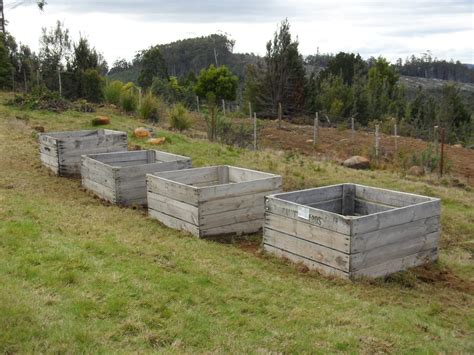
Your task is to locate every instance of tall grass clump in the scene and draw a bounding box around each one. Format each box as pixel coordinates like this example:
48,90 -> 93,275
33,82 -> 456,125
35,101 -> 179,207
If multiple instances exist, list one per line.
138,92 -> 161,122
169,103 -> 192,131
120,83 -> 138,113
103,80 -> 124,105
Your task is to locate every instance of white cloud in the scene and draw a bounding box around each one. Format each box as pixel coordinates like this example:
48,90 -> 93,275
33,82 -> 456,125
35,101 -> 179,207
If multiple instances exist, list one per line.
5,0 -> 473,64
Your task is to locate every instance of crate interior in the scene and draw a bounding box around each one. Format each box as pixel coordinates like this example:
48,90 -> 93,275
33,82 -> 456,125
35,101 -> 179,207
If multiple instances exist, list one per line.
45,129 -> 108,140
89,151 -> 184,168
277,184 -> 432,217
155,166 -> 275,188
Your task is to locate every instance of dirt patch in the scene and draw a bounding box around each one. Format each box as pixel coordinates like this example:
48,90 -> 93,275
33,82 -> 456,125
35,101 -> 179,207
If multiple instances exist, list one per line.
413,263 -> 474,294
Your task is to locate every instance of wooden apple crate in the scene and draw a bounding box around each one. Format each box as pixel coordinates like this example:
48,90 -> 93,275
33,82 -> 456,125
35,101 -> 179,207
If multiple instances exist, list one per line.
81,150 -> 191,206
263,184 -> 441,279
38,129 -> 127,177
147,166 -> 282,237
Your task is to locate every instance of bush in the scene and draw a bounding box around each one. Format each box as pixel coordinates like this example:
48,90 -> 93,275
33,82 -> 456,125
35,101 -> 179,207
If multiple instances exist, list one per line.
82,69 -> 104,103
138,92 -> 161,122
120,84 -> 138,113
104,80 -> 124,105
169,103 -> 191,131
217,116 -> 254,148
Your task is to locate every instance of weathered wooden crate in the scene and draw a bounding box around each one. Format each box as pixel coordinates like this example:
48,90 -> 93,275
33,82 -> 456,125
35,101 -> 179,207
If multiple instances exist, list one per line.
263,184 -> 441,279
39,129 -> 127,177
81,150 -> 192,206
147,166 -> 282,237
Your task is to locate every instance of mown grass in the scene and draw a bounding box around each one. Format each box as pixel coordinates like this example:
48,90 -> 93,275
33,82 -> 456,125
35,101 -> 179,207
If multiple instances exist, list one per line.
0,93 -> 473,353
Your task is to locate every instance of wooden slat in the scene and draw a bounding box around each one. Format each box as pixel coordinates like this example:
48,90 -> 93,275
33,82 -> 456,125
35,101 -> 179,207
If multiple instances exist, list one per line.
263,244 -> 350,279
307,199 -> 342,214
263,228 -> 350,271
265,197 -> 351,235
198,176 -> 282,202
200,189 -> 280,216
148,209 -> 200,237
40,152 -> 59,168
354,199 -> 394,215
342,184 -> 355,216
351,248 -> 438,279
153,166 -> 220,185
147,174 -> 199,206
117,159 -> 191,179
275,184 -> 343,205
148,192 -> 199,225
264,213 -> 350,253
354,184 -> 432,207
350,231 -> 439,271
200,218 -> 264,237
82,178 -> 116,203
352,199 -> 441,235
200,205 -> 264,229
227,166 -> 279,183
351,216 -> 440,253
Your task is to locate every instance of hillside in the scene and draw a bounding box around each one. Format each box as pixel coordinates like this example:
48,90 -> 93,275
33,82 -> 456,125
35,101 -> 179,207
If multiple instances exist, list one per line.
0,93 -> 473,352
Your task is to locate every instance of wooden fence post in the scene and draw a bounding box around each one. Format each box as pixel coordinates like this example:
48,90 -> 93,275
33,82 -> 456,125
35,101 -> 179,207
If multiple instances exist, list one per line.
222,99 -> 226,116
351,117 -> 355,144
375,124 -> 380,159
196,96 -> 200,113
394,118 -> 398,153
439,128 -> 445,177
253,112 -> 257,151
249,102 -> 252,120
434,125 -> 439,155
278,102 -> 282,129
313,112 -> 319,147
138,87 -> 142,107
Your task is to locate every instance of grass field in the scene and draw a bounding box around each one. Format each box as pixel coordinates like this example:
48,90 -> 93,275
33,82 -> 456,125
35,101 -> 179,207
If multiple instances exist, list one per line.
0,93 -> 473,353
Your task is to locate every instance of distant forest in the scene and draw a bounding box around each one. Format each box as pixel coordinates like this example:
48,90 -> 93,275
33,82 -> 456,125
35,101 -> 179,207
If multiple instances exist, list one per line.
108,35 -> 474,84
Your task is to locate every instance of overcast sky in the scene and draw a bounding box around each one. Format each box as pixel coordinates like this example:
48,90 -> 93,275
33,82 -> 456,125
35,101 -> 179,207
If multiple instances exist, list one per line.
5,0 -> 474,66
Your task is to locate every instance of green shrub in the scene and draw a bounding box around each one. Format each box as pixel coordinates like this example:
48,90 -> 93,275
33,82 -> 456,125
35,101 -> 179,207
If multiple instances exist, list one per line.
138,92 -> 161,122
104,80 -> 124,105
82,69 -> 104,103
169,103 -> 191,131
120,84 -> 138,113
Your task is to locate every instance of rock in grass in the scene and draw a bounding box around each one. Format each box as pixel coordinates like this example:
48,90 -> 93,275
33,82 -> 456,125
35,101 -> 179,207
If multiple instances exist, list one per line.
92,116 -> 110,126
147,137 -> 166,145
134,127 -> 151,138
343,156 -> 370,169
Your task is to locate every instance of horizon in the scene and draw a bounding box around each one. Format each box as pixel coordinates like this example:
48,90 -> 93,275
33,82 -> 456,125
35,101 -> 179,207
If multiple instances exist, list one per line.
5,0 -> 474,66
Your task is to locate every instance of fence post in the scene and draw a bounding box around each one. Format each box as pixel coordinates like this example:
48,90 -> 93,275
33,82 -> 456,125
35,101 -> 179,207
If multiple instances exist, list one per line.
393,118 -> 398,153
439,128 -> 445,177
313,112 -> 319,147
253,112 -> 257,151
434,125 -> 439,154
278,102 -> 282,129
375,124 -> 380,159
138,87 -> 142,107
249,102 -> 252,120
196,96 -> 200,113
351,117 -> 355,144
222,99 -> 226,116
58,69 -> 62,97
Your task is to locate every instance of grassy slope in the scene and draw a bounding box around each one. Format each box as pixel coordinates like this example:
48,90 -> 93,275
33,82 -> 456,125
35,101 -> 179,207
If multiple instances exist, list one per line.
0,94 -> 473,353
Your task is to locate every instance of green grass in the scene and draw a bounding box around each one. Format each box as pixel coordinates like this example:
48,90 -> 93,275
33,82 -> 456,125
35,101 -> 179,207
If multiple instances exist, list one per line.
0,93 -> 473,353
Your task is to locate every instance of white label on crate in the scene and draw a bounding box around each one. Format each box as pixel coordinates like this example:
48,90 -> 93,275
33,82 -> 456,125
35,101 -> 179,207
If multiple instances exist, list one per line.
297,206 -> 309,220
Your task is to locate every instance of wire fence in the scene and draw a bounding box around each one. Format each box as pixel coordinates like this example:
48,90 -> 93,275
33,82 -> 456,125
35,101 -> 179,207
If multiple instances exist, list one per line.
10,70 -> 454,177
